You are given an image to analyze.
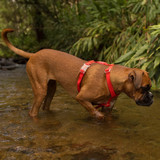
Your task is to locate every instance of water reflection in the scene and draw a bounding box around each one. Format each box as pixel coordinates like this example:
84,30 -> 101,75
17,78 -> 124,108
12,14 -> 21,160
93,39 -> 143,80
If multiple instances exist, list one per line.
0,67 -> 159,160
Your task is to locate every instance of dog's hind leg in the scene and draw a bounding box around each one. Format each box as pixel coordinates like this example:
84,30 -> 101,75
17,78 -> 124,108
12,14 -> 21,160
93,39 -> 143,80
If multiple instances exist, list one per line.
29,80 -> 48,117
42,80 -> 56,111
26,64 -> 48,117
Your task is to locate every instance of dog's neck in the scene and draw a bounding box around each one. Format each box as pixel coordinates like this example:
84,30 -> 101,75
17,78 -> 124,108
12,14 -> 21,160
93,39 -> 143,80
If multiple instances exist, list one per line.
111,65 -> 131,95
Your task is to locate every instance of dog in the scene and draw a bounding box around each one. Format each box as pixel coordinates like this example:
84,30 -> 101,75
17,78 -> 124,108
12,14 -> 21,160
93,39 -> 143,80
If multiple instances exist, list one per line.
1,29 -> 153,119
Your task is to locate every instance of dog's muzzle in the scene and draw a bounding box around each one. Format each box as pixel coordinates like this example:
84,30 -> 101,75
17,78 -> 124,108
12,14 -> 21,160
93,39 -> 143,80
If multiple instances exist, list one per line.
136,91 -> 153,106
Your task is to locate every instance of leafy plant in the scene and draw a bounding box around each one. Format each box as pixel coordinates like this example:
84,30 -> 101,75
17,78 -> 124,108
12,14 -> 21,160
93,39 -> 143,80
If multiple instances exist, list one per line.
70,21 -> 119,60
115,25 -> 160,90
70,0 -> 160,89
0,0 -> 160,89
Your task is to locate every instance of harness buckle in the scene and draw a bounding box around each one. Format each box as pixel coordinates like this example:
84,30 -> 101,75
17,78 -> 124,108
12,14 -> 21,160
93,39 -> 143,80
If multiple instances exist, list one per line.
80,64 -> 90,74
105,68 -> 111,73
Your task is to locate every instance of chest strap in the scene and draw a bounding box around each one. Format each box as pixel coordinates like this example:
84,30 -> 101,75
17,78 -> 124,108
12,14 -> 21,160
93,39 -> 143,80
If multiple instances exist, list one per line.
77,60 -> 118,108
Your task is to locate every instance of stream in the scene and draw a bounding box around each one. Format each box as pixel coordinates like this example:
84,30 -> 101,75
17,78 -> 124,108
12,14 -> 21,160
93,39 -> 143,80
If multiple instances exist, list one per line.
0,67 -> 160,160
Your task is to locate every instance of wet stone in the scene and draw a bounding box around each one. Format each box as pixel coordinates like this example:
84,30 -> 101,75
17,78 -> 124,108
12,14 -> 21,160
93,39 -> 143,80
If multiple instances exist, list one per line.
73,148 -> 117,160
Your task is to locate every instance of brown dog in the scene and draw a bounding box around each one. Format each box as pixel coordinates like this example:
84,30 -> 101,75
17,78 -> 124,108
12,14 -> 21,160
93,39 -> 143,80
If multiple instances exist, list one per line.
2,29 -> 153,119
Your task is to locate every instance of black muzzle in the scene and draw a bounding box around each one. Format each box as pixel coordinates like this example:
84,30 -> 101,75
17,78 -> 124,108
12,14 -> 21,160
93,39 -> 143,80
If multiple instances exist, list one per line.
136,92 -> 153,106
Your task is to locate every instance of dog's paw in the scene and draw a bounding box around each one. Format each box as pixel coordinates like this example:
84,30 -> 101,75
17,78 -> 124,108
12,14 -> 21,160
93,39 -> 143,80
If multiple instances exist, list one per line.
29,111 -> 38,117
92,110 -> 105,120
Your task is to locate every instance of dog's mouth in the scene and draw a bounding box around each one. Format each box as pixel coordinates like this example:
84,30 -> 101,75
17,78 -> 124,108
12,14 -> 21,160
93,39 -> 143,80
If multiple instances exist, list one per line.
136,91 -> 153,106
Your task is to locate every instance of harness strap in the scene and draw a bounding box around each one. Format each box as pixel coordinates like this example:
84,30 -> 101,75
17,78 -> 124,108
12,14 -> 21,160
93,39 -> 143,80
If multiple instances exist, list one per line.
105,64 -> 117,98
77,60 -> 118,108
96,64 -> 117,108
77,60 -> 95,92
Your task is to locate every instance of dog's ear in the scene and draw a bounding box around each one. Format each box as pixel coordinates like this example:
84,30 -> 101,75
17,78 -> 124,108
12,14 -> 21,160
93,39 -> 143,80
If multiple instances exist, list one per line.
128,70 -> 143,89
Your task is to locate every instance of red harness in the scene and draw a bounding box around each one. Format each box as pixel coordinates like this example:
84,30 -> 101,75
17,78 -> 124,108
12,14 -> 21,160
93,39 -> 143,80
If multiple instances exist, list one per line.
77,60 -> 118,108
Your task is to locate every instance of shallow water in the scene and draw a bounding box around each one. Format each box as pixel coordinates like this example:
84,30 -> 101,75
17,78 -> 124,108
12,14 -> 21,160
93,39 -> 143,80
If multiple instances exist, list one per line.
0,67 -> 160,160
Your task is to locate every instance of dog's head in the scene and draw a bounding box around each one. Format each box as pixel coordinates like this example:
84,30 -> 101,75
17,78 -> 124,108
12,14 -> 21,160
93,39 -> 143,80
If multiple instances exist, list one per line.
124,68 -> 153,106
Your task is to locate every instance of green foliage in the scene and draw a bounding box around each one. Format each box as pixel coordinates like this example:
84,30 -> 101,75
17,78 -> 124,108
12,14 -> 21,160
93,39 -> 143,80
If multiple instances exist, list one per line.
0,0 -> 86,56
70,0 -> 122,60
0,0 -> 160,89
70,21 -> 119,60
115,25 -> 160,90
70,0 -> 160,89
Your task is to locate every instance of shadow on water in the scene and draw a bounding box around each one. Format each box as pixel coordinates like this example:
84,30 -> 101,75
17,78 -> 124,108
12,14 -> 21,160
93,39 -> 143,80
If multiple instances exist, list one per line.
0,67 -> 160,160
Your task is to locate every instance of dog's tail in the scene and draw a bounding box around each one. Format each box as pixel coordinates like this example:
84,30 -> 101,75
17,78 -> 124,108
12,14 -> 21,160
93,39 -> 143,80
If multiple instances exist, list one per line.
1,28 -> 33,59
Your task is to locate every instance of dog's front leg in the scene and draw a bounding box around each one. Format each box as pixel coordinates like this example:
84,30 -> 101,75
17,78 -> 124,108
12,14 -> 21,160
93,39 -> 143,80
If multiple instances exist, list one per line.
76,99 -> 105,120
